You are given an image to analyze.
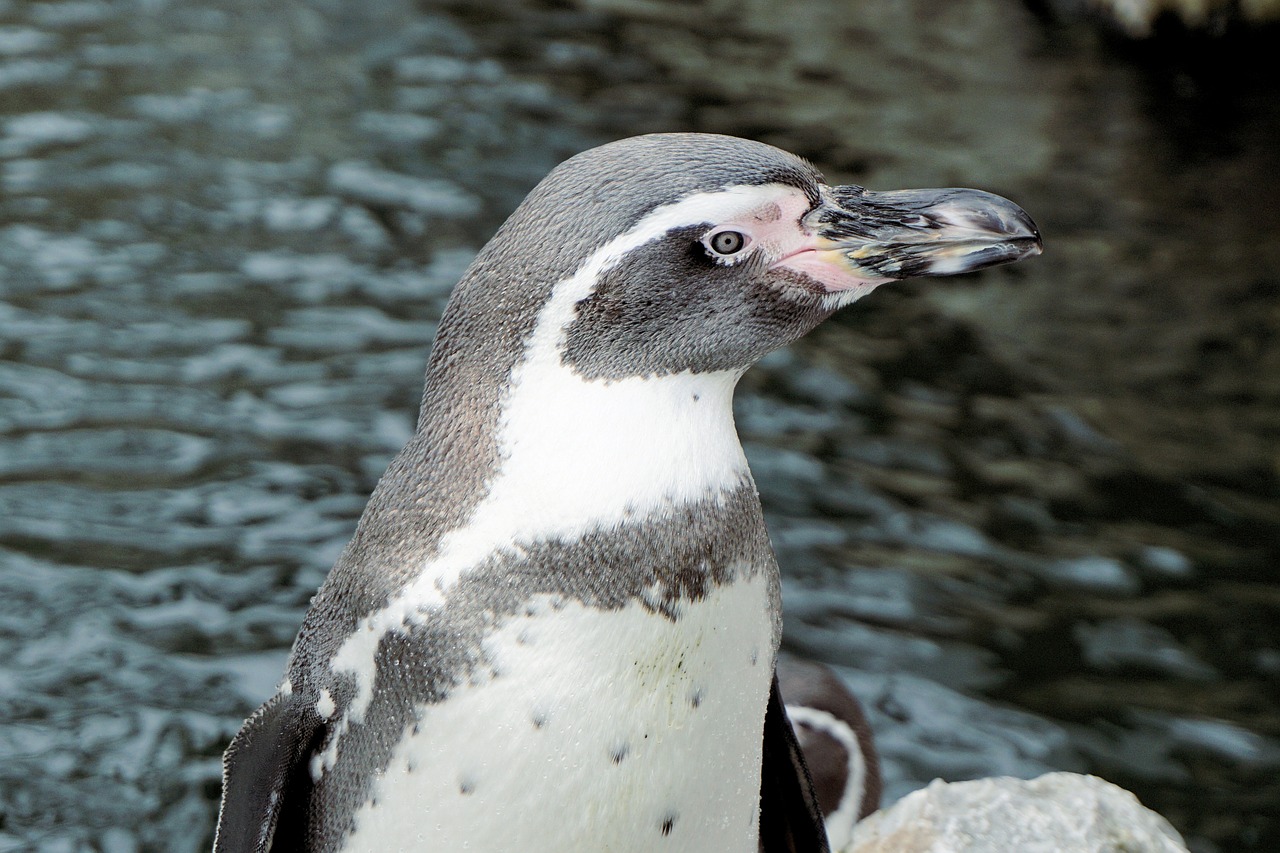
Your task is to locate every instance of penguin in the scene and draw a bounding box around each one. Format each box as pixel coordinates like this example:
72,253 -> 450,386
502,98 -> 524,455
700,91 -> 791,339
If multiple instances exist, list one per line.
779,658 -> 883,850
214,132 -> 1040,853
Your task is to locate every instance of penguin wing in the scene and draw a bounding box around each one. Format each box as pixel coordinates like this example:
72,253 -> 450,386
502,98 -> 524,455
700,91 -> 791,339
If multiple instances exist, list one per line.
758,674 -> 832,853
214,691 -> 324,853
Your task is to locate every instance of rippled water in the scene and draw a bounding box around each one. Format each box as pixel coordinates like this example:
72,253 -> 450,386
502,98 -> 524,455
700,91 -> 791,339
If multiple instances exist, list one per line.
1,1 -> 1277,851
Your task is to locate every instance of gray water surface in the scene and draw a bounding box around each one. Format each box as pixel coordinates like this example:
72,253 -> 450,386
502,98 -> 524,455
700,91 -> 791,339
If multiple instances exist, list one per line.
1,1 -> 1277,851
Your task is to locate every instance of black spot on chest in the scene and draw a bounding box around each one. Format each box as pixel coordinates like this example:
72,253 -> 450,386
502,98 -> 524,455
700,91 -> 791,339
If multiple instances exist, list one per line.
287,486 -> 778,853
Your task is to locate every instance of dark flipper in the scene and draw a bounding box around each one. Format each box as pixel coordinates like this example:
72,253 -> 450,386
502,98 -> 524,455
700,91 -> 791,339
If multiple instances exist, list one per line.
214,692 -> 323,853
759,674 -> 831,853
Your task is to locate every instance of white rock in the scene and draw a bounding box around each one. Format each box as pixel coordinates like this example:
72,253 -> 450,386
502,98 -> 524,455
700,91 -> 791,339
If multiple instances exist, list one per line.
846,772 -> 1188,853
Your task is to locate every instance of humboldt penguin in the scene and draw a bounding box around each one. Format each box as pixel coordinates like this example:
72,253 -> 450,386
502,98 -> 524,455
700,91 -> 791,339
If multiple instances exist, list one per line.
214,132 -> 1040,853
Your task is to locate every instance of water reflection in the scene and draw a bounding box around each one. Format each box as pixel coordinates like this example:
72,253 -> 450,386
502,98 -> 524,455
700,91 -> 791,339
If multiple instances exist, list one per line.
0,0 -> 1276,851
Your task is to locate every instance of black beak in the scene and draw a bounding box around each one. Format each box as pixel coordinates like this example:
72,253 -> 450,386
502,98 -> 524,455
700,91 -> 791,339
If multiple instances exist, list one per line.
804,185 -> 1042,280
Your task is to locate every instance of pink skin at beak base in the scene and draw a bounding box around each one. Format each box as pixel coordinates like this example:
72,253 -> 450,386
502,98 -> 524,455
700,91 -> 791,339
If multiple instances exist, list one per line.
772,243 -> 889,297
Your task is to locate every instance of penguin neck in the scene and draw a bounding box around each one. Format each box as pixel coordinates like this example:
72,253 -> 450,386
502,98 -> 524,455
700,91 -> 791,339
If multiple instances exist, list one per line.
408,339 -> 754,596
414,260 -> 754,549
491,362 -> 751,525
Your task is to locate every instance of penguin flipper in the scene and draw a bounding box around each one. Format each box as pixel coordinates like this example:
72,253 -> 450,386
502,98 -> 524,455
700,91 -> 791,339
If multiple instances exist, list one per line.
758,674 -> 832,853
214,691 -> 322,853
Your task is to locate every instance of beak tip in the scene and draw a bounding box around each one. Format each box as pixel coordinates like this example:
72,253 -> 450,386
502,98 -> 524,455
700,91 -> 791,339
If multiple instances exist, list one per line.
1026,228 -> 1044,257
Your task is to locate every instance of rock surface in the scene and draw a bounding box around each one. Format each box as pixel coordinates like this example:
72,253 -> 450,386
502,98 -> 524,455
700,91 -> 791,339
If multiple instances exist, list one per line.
847,772 -> 1189,853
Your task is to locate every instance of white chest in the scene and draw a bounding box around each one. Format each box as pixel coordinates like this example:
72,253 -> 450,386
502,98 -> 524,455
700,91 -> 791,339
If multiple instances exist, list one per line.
339,570 -> 777,853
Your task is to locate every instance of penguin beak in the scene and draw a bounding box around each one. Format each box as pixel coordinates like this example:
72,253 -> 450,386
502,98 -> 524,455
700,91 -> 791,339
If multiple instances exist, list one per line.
777,185 -> 1042,290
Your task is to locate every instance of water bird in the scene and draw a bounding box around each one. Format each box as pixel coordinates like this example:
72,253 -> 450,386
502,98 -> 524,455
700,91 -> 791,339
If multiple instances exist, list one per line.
214,132 -> 1041,853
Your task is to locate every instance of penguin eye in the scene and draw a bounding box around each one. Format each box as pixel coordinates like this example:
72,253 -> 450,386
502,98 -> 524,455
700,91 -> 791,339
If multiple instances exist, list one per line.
704,229 -> 750,261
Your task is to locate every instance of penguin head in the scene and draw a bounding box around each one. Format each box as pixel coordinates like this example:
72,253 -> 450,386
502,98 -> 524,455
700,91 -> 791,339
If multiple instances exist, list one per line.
439,133 -> 1040,384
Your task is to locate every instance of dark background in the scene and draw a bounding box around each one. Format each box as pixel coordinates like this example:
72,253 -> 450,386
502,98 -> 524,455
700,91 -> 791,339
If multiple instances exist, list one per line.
0,0 -> 1277,850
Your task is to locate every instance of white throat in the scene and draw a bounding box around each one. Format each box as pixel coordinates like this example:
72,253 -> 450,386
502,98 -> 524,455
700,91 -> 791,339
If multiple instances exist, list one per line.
483,184 -> 788,526
494,364 -> 749,528
475,185 -> 779,541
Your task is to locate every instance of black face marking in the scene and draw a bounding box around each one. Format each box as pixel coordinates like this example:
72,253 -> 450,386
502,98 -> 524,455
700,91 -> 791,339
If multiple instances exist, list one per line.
610,743 -> 629,764
563,226 -> 834,379
690,688 -> 703,709
660,813 -> 677,836
459,778 -> 475,796
531,710 -> 549,729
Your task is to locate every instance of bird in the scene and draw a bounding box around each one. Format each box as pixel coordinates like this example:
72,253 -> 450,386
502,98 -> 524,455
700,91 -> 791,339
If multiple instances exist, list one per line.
213,132 -> 1041,853
779,657 -> 883,851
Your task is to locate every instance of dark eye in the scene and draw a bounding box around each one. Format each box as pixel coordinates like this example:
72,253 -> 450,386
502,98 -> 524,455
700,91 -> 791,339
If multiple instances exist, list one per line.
709,230 -> 747,255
